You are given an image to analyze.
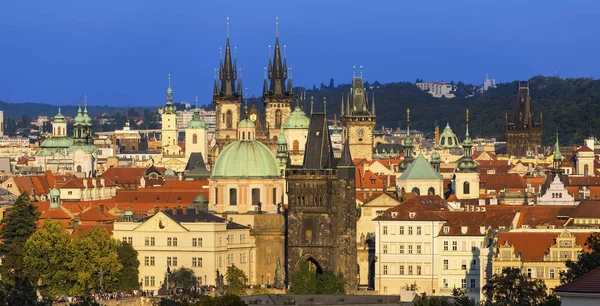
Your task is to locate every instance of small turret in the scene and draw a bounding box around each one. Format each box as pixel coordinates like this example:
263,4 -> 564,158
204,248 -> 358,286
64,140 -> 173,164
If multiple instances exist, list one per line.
457,109 -> 477,173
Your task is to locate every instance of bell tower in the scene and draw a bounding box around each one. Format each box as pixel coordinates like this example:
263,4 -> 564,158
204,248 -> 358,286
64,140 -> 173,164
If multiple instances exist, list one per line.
340,69 -> 376,160
211,18 -> 242,165
263,17 -> 293,141
505,81 -> 543,157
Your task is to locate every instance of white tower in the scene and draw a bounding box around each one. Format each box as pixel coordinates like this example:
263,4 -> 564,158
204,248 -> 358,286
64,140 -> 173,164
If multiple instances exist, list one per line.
161,74 -> 179,155
185,107 -> 207,159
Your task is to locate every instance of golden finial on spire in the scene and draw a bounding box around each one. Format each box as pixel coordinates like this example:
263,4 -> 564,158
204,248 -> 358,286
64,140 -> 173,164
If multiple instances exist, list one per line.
226,17 -> 230,38
466,109 -> 469,122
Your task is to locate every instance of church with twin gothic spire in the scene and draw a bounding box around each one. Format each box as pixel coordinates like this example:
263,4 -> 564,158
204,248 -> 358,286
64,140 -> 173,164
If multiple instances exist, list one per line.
209,19 -> 299,166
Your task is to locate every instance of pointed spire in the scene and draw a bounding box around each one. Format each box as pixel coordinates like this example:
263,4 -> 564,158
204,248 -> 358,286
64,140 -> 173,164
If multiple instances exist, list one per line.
406,108 -> 411,136
166,74 -> 173,103
553,130 -> 563,161
338,130 -> 353,167
213,69 -> 218,96
268,17 -> 287,96
263,67 -> 269,95
372,92 -> 376,117
465,109 -> 470,138
287,67 -> 292,94
310,96 -> 314,115
219,18 -> 236,97
323,97 -> 327,116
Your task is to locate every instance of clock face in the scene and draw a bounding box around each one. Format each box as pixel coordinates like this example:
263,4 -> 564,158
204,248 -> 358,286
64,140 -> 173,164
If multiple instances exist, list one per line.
250,113 -> 257,122
356,128 -> 365,138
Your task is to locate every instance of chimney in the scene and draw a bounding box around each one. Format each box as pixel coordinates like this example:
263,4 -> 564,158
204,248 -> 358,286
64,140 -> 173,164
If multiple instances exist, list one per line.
100,177 -> 106,187
83,179 -> 88,188
99,204 -> 105,214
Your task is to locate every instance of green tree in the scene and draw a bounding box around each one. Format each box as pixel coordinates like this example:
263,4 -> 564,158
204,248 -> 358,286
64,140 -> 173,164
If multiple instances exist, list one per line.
483,267 -> 548,306
0,193 -> 39,279
70,227 -> 122,295
290,260 -> 317,294
23,221 -> 75,297
170,267 -> 197,291
413,293 -> 452,306
225,264 -> 248,296
316,269 -> 345,294
114,241 -> 140,291
561,232 -> 600,283
452,288 -> 476,306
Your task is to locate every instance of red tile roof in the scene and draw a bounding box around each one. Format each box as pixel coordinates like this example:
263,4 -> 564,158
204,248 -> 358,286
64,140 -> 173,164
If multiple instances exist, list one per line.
579,145 -> 594,153
497,231 -> 593,262
568,176 -> 600,186
72,224 -> 114,236
570,201 -> 600,218
480,173 -> 526,190
79,205 -> 116,223
555,266 -> 600,294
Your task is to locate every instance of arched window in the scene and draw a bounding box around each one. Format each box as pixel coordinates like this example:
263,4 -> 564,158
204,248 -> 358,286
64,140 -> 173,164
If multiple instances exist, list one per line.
77,165 -> 82,172
192,133 -> 198,144
584,164 -> 589,176
226,110 -> 233,129
412,187 -> 420,195
252,188 -> 261,205
448,138 -> 453,146
275,109 -> 282,128
428,187 -> 435,195
293,140 -> 299,151
242,131 -> 245,140
463,181 -> 470,195
441,138 -> 445,146
229,188 -> 237,205
272,188 -> 277,205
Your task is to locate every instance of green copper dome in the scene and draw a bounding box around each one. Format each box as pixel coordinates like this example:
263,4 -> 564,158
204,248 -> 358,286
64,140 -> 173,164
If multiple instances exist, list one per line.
73,105 -> 85,126
67,144 -> 100,153
54,107 -> 65,123
211,140 -> 280,178
186,108 -> 206,129
49,188 -> 60,197
40,137 -> 74,149
439,123 -> 459,148
431,150 -> 440,161
239,119 -> 255,128
284,106 -> 310,129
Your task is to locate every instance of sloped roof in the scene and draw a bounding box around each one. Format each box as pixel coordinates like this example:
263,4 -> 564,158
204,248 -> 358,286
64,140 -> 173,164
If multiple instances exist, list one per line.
480,173 -> 526,190
497,231 -> 592,262
437,211 -> 516,235
374,195 -> 449,222
570,201 -> 600,218
79,205 -> 116,223
555,266 -> 600,294
72,224 -> 114,236
578,145 -> 594,153
398,154 -> 443,181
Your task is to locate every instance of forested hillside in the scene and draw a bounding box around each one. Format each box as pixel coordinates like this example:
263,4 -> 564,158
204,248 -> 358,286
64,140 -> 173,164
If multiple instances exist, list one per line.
299,76 -> 600,146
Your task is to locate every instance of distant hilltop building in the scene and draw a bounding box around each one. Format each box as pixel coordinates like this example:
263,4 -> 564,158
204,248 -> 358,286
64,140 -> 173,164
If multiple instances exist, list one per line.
504,81 -> 543,157
483,74 -> 497,91
416,81 -> 456,98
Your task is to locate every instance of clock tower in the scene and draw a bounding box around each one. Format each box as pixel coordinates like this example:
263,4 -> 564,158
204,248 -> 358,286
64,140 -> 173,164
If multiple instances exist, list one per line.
340,73 -> 376,160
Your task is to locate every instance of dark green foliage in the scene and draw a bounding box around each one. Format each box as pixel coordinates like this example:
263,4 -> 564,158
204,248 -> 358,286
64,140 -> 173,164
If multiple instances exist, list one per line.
290,260 -> 317,294
452,288 -> 476,306
413,293 -> 452,306
0,193 -> 39,279
171,267 -> 197,291
114,241 -> 140,291
561,232 -> 600,284
483,267 -> 548,306
0,277 -> 51,306
300,75 -> 600,145
225,264 -> 248,296
290,259 -> 345,294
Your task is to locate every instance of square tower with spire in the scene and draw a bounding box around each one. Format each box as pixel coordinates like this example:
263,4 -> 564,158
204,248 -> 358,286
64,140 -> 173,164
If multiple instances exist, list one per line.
340,71 -> 376,161
505,81 -> 543,157
263,17 -> 293,142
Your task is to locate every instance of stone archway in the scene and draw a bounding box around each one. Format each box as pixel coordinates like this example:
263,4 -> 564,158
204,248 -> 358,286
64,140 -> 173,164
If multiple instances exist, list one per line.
294,253 -> 324,276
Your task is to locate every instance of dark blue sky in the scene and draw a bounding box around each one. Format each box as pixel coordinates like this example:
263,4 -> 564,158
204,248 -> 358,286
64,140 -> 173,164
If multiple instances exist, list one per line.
1,0 -> 599,107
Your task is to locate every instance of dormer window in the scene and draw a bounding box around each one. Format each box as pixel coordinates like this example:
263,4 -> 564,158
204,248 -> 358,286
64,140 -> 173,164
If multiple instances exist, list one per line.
461,226 -> 468,234
391,212 -> 398,218
409,212 -> 416,219
443,226 -> 449,234
479,226 -> 486,234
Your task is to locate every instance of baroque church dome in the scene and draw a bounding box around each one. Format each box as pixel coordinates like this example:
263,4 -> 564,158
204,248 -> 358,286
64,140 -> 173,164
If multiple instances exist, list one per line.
284,106 -> 309,129
439,123 -> 460,148
211,140 -> 280,178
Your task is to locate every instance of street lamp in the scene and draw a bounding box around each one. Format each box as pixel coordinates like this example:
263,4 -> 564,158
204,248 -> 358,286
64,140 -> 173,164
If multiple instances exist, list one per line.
204,275 -> 207,286
166,266 -> 171,295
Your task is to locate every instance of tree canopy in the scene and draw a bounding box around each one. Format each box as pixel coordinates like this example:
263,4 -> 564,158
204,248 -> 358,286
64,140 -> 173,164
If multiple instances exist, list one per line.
290,259 -> 345,294
482,267 -> 549,306
114,241 -> 140,292
561,232 -> 600,284
225,264 -> 248,296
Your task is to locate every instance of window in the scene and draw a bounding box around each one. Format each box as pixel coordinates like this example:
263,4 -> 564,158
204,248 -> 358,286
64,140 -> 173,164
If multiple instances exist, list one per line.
252,188 -> 261,205
192,238 -> 203,247
192,133 -> 197,144
471,241 -> 477,251
461,241 -> 467,251
145,256 -> 149,266
417,266 -> 422,275
218,237 -> 223,247
461,260 -> 467,270
240,253 -> 247,263
173,257 -> 177,266
412,187 -> 420,195
443,279 -> 448,288
68,191 -> 73,195
150,256 -> 155,266
471,259 -> 477,268
549,269 -> 555,279
408,226 -> 413,235
227,234 -> 234,244
443,226 -> 449,234
167,237 -> 172,246
470,279 -> 476,289
399,245 -> 405,254
144,276 -> 149,287
416,245 -> 422,254
229,188 -> 237,205
167,257 -> 172,266
151,237 -> 155,246
383,265 -> 388,275
293,140 -> 299,151
417,226 -> 422,235
275,109 -> 282,128
145,237 -> 155,246
527,268 -> 532,278
173,237 -> 177,246
218,256 -> 223,267
452,241 -> 458,251
240,234 -> 246,244
408,266 -> 413,275
461,278 -> 466,288
124,237 -> 133,244
443,260 -> 449,270
192,257 -> 203,267
443,241 -> 449,251
399,226 -> 405,235
383,286 -> 388,293
228,254 -> 234,264
408,245 -> 413,254
400,265 -> 405,275
463,181 -> 470,194
383,245 -> 388,254
383,226 -> 388,235
272,188 -> 277,205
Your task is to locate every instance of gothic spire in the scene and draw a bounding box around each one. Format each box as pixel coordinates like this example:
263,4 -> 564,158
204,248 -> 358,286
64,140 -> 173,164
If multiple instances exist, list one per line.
263,67 -> 268,95
268,17 -> 287,96
213,69 -> 218,96
219,17 -> 236,97
341,93 -> 345,116
371,92 -> 376,117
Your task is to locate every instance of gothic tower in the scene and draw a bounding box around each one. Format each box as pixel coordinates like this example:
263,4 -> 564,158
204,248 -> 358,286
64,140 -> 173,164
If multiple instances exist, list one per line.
263,18 -> 293,142
340,71 -> 376,160
211,19 -> 242,165
505,81 -> 543,157
285,107 -> 357,292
